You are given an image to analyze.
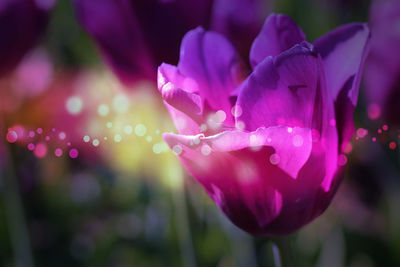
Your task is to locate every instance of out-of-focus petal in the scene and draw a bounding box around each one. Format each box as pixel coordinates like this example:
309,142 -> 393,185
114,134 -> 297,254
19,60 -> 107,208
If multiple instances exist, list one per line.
249,14 -> 306,68
72,0 -> 154,85
237,42 -> 322,131
13,49 -> 53,97
130,0 -> 213,66
72,0 -> 214,86
0,0 -> 51,77
364,0 -> 400,123
314,23 -> 370,151
210,0 -> 268,60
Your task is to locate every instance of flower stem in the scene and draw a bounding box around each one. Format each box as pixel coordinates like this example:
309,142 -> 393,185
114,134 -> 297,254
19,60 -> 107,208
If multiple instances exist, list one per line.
171,179 -> 197,267
0,125 -> 34,267
271,237 -> 293,267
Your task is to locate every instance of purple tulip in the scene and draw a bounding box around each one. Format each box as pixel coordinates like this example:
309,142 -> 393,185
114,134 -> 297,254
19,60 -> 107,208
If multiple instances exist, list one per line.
71,0 -> 267,86
0,0 -> 54,77
158,14 -> 370,235
364,0 -> 400,123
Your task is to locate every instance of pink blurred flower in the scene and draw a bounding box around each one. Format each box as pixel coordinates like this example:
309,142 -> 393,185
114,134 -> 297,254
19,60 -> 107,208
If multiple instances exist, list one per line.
158,14 -> 370,235
364,0 -> 400,123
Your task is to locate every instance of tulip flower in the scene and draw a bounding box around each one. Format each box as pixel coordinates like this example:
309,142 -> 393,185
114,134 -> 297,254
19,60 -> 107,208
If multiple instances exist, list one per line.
158,14 -> 370,235
364,0 -> 400,123
71,0 -> 268,86
0,0 -> 54,77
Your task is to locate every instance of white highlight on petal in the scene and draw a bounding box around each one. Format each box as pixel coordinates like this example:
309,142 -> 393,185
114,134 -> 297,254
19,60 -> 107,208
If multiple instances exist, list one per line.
215,110 -> 226,123
236,121 -> 245,130
200,124 -> 207,132
269,153 -> 280,165
292,135 -> 304,147
172,145 -> 183,155
201,144 -> 211,156
231,105 -> 243,118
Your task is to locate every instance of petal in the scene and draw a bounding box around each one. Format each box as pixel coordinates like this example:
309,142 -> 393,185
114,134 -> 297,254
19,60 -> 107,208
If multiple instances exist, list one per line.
158,64 -> 203,118
236,42 -> 323,131
72,0 -> 154,85
164,126 -> 312,180
249,14 -> 306,68
210,0 -> 267,59
314,23 -> 370,151
314,23 -> 370,104
157,63 -> 202,135
204,127 -> 313,178
163,126 -> 333,235
177,27 -> 241,123
0,0 -> 49,76
163,130 -> 284,235
128,0 -> 213,66
364,0 -> 400,123
163,103 -> 201,135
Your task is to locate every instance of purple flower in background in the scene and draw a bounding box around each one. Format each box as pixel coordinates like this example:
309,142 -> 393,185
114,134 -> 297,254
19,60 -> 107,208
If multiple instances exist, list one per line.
0,0 -> 54,77
364,0 -> 400,123
211,0 -> 269,60
71,0 -> 268,87
158,14 -> 370,235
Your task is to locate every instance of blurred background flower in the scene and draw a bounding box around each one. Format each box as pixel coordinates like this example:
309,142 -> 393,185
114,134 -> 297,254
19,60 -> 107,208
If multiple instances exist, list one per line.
0,0 -> 55,78
71,0 -> 270,87
364,0 -> 400,124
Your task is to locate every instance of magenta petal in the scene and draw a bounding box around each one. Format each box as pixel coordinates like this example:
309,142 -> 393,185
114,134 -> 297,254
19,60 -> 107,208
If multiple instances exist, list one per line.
237,42 -> 323,131
202,127 -> 312,178
249,14 -> 306,68
72,0 -> 154,85
163,130 -> 283,235
158,64 -> 203,117
163,126 -> 333,235
177,27 -> 241,120
314,23 -> 370,151
161,84 -> 203,117
157,63 -> 202,135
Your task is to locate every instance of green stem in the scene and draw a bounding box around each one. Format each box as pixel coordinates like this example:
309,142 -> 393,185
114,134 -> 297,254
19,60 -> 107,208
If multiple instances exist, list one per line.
271,237 -> 293,267
0,127 -> 34,267
172,184 -> 197,267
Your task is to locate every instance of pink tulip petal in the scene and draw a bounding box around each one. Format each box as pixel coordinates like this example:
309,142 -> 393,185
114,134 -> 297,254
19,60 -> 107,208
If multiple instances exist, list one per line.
177,27 -> 242,124
237,42 -> 323,131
